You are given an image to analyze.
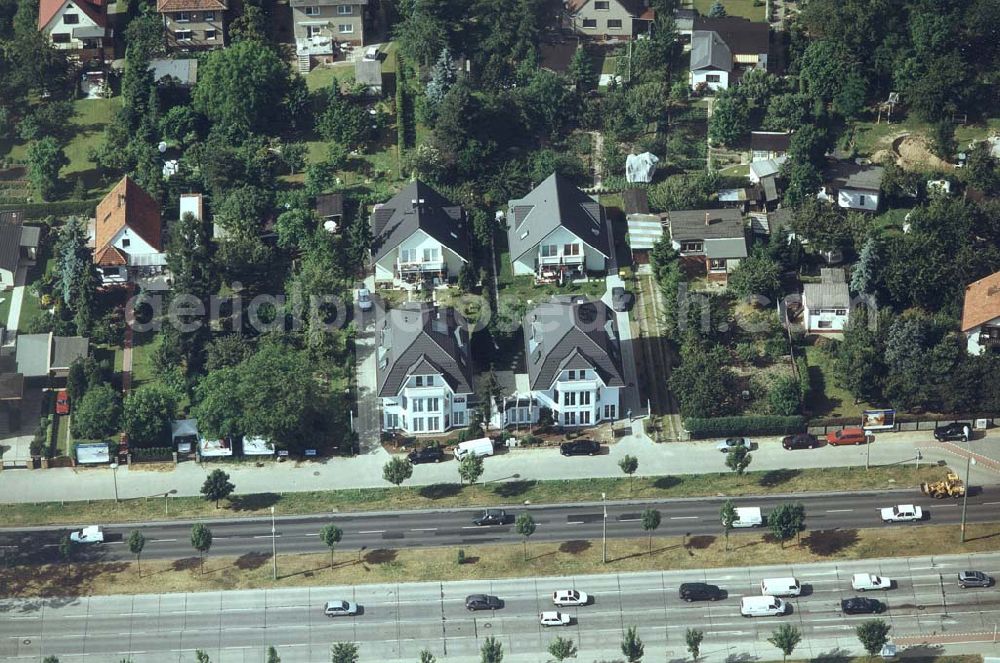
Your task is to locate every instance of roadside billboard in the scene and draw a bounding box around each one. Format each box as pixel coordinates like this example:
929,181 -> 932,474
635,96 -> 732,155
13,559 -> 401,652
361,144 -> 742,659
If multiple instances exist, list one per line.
861,409 -> 896,431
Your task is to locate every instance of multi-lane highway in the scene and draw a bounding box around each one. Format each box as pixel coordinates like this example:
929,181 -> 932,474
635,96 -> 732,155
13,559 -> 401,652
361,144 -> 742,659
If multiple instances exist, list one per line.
2,553 -> 999,662
2,487 -> 1000,564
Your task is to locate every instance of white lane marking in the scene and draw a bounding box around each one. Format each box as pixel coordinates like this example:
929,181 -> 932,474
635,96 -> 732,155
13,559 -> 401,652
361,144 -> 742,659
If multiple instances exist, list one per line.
983,501 -> 1000,505
670,516 -> 699,520
619,518 -> 640,522
567,521 -> 585,525
934,504 -> 958,508
358,530 -> 386,534
252,535 -> 280,539
825,509 -> 853,513
409,528 -> 438,532
150,538 -> 177,542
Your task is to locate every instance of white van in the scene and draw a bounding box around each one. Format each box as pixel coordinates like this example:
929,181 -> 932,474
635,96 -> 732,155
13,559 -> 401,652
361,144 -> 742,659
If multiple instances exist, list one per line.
454,437 -> 494,461
760,577 -> 801,597
740,595 -> 787,617
729,506 -> 763,528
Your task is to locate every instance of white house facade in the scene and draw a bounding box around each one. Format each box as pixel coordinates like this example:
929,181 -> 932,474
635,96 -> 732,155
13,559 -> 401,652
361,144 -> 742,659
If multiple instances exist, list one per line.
38,0 -> 111,57
506,173 -> 612,281
961,272 -> 1000,356
371,180 -> 470,288
376,304 -> 474,435
802,268 -> 851,333
494,297 -> 624,429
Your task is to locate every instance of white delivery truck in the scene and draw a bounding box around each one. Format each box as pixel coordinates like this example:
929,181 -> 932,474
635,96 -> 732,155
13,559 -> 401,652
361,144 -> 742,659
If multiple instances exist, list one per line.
740,595 -> 787,617
760,577 -> 802,597
728,506 -> 763,528
454,437 -> 495,461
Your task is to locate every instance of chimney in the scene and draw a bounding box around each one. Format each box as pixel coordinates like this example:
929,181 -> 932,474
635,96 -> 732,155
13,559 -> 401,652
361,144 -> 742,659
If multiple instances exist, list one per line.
704,212 -> 710,226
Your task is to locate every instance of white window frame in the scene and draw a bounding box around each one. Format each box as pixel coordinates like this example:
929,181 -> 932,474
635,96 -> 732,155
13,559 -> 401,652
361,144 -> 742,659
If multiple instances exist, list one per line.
338,23 -> 354,33
453,410 -> 465,426
306,25 -> 322,38
204,10 -> 215,20
175,29 -> 193,40
176,11 -> 191,22
400,248 -> 417,263
427,416 -> 440,431
337,4 -> 352,14
304,5 -> 320,15
708,258 -> 726,272
581,411 -> 591,424
607,18 -> 622,29
680,241 -> 703,253
205,29 -> 217,40
705,74 -> 721,83
594,0 -> 610,8
423,247 -> 440,262
413,417 -> 424,432
385,413 -> 399,429
582,18 -> 597,28
63,12 -> 80,24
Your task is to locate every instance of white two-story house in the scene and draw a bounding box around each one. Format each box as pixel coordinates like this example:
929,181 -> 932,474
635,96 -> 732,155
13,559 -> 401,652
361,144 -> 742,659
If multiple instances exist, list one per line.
667,209 -> 748,284
376,303 -> 474,435
496,296 -> 623,429
38,0 -> 112,62
90,176 -> 165,286
961,271 -> 1000,355
371,180 -> 471,288
818,160 -> 885,212
689,16 -> 769,91
506,173 -> 613,281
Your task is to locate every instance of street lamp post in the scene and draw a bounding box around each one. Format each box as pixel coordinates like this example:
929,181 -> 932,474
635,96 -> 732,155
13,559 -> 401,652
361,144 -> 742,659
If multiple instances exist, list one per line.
602,492 -> 607,564
960,457 -> 976,543
271,506 -> 277,580
109,462 -> 119,503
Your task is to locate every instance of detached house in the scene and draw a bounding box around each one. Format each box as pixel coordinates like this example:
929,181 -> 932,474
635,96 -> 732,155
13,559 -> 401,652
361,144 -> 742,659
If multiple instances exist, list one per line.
91,177 -> 165,286
751,131 -> 791,162
567,0 -> 654,41
501,296 -> 623,428
371,180 -> 471,287
506,173 -> 612,281
376,303 -> 474,434
15,332 -> 89,381
961,271 -> 1000,355
0,211 -> 40,290
689,16 -> 769,91
290,0 -> 366,72
802,268 -> 850,333
667,209 -> 747,283
38,0 -> 112,62
156,0 -> 228,50
818,161 -> 884,212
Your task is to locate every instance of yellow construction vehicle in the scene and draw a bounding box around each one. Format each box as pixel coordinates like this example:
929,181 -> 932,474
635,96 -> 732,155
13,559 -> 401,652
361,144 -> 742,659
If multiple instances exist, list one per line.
920,472 -> 966,498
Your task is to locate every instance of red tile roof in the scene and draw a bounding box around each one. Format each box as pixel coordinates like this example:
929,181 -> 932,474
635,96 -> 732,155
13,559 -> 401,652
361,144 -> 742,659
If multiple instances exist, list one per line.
961,271 -> 1000,331
93,177 -> 162,265
38,0 -> 107,30
156,0 -> 228,11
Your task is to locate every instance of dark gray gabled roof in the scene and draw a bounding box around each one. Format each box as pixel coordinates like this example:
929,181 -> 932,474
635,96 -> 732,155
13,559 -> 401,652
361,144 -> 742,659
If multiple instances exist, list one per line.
668,209 -> 745,242
507,173 -> 611,262
691,30 -> 732,72
0,211 -> 24,274
314,193 -> 344,219
376,304 -> 473,397
751,131 -> 792,153
693,16 -> 769,56
371,180 -> 470,263
52,336 -> 89,370
825,160 -> 885,192
523,296 -> 624,390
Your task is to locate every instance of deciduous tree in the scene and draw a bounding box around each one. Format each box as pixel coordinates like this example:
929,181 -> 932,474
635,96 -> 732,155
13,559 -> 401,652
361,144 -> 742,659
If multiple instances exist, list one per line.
193,41 -> 291,134
720,499 -> 737,550
618,455 -> 639,495
201,469 -> 235,508
768,502 -> 806,548
190,523 -> 213,574
480,635 -> 503,663
330,642 -> 359,663
128,530 -> 146,576
855,619 -> 891,657
621,626 -> 644,662
319,523 -> 343,568
122,384 -> 178,447
515,512 -> 536,560
383,456 -> 414,489
641,508 -> 661,555
71,384 -> 121,439
726,446 -> 752,475
26,137 -> 68,200
686,628 -> 704,661
459,454 -> 485,485
548,636 -> 577,662
768,624 -> 802,662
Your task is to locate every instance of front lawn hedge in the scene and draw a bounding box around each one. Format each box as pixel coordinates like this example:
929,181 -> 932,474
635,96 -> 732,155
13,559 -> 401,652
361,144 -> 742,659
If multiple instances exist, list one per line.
684,415 -> 806,439
0,198 -> 101,219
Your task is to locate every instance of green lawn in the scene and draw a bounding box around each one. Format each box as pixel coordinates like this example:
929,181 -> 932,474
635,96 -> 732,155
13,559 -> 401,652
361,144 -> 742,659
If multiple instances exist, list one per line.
129,330 -> 157,385
304,65 -> 355,92
803,345 -> 871,420
849,117 -> 1000,159
500,274 -> 607,302
7,97 -> 120,199
690,0 -> 766,22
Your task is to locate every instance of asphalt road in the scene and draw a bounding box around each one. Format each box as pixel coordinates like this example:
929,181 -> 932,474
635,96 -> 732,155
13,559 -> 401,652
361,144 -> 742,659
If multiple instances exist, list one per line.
3,487 -> 1000,564
2,553 -> 999,662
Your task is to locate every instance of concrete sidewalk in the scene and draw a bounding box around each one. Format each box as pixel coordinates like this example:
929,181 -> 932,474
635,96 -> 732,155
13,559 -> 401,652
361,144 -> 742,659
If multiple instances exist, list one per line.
1,427 -> 998,505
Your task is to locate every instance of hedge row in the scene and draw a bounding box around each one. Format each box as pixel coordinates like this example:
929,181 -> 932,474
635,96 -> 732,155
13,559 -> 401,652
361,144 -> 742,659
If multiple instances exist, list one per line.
132,447 -> 174,461
0,198 -> 101,219
795,355 -> 810,401
685,415 -> 806,439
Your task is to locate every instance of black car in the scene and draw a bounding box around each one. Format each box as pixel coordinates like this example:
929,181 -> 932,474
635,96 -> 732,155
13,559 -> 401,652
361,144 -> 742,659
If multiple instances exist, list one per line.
560,439 -> 601,456
678,582 -> 724,602
473,509 -> 507,526
782,433 -> 818,450
407,446 -> 444,464
611,287 -> 632,312
958,570 -> 993,588
934,422 -> 972,442
465,594 -> 503,611
841,597 -> 884,614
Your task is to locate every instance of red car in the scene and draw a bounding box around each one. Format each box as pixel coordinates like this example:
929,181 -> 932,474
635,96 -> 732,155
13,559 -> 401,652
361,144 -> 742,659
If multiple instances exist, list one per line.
55,389 -> 70,415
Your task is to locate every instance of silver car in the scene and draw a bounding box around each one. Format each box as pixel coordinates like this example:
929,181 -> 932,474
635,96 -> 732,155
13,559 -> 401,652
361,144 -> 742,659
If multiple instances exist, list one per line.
324,600 -> 358,616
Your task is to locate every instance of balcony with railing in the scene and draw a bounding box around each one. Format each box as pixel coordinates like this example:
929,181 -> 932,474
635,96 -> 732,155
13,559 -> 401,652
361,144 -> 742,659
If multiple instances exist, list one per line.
978,328 -> 1000,348
396,259 -> 447,274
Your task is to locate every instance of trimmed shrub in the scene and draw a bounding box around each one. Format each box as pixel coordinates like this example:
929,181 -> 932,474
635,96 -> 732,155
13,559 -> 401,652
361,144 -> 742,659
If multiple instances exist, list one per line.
132,447 -> 174,461
684,415 -> 806,439
0,198 -> 100,219
795,355 -> 810,401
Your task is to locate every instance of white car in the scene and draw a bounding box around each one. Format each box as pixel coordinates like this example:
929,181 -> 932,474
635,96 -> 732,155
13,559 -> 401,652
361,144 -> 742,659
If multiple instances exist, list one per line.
323,600 -> 358,617
355,288 -> 373,311
539,611 -> 572,627
716,437 -> 750,453
552,589 -> 590,607
69,526 -> 104,544
852,573 -> 892,591
880,504 -> 923,523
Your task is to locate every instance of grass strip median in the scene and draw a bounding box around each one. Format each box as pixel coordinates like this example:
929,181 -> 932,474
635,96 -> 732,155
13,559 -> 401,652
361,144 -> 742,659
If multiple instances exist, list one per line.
4,518 -> 998,598
0,465 -> 948,527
